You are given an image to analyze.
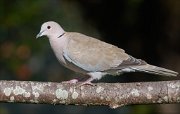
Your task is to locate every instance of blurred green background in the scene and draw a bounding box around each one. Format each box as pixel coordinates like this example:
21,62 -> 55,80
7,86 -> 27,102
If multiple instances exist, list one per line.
0,0 -> 180,114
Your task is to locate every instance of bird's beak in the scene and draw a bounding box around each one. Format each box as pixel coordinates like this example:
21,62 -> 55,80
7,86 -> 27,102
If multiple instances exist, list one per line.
36,30 -> 44,39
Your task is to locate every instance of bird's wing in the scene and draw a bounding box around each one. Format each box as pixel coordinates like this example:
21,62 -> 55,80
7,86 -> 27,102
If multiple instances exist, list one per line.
63,32 -> 130,72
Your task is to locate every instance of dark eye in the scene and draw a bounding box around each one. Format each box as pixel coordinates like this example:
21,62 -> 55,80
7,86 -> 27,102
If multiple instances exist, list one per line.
47,26 -> 51,29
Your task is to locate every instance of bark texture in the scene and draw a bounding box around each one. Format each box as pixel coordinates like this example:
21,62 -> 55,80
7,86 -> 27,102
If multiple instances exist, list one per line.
0,80 -> 179,108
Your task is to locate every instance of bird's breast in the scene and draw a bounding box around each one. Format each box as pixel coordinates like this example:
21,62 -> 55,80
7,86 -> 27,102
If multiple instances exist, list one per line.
49,36 -> 68,65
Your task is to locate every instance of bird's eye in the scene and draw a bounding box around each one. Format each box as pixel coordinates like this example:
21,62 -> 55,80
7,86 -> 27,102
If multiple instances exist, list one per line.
47,26 -> 51,29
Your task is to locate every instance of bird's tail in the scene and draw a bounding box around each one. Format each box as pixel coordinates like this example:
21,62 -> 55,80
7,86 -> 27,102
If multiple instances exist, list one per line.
131,64 -> 178,77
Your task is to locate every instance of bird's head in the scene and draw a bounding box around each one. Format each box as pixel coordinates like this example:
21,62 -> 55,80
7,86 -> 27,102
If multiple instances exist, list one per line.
36,21 -> 65,39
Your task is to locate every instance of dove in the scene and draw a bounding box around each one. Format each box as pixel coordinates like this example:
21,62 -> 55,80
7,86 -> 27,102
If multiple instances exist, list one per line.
36,21 -> 178,85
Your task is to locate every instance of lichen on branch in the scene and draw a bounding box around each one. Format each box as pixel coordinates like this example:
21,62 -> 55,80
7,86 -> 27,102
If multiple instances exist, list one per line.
0,80 -> 179,108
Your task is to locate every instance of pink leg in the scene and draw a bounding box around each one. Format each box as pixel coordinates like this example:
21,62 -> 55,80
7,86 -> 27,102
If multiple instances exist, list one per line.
78,77 -> 95,86
62,76 -> 96,86
62,79 -> 79,84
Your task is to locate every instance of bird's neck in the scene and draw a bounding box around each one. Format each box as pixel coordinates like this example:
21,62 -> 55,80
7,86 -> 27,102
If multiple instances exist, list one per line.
49,34 -> 68,64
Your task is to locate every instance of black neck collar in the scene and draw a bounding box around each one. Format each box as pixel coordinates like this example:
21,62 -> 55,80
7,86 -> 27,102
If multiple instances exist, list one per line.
58,32 -> 65,38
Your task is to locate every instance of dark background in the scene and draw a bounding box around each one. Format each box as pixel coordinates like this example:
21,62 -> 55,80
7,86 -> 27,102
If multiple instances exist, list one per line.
0,0 -> 180,114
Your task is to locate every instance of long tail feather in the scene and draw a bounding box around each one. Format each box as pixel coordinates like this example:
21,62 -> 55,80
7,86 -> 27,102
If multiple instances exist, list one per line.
131,64 -> 178,77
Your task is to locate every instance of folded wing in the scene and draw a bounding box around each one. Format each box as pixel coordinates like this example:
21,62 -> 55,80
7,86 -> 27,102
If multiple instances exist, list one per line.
64,32 -> 129,72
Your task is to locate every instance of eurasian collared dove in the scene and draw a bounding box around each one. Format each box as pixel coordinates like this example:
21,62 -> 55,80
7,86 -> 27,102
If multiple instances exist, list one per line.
36,21 -> 178,85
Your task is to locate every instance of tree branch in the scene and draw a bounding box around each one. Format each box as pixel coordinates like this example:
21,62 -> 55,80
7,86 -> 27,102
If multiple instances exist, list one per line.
0,80 -> 179,108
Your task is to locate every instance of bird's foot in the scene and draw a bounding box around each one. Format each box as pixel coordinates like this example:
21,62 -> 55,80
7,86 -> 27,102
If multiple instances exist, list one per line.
62,79 -> 79,84
78,81 -> 95,86
62,76 -> 96,87
77,78 -> 96,87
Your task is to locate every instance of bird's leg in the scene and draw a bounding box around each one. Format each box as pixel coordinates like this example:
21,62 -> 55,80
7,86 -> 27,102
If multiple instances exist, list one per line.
77,72 -> 104,86
62,77 -> 95,86
78,76 -> 96,86
61,75 -> 90,84
62,79 -> 79,84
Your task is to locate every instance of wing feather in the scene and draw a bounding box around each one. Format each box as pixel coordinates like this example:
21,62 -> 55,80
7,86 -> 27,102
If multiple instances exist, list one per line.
64,32 -> 129,72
